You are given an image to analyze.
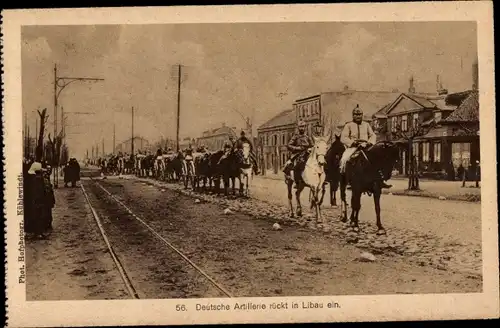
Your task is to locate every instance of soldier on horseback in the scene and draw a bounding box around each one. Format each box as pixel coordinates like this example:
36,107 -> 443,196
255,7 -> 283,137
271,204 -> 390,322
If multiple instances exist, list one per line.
339,104 -> 392,189
236,130 -> 260,175
218,135 -> 237,164
283,120 -> 314,182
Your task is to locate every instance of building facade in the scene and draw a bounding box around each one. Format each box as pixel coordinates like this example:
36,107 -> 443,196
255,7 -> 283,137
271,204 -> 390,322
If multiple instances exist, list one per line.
256,109 -> 296,175
195,123 -> 238,152
293,89 -> 401,137
115,136 -> 151,154
372,75 -> 479,180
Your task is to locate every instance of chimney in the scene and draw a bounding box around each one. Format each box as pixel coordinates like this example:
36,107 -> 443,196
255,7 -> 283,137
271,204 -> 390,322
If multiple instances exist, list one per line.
472,59 -> 479,90
408,76 -> 415,93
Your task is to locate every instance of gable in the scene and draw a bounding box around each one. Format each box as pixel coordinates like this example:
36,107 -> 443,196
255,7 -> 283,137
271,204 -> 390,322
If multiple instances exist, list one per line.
388,95 -> 424,115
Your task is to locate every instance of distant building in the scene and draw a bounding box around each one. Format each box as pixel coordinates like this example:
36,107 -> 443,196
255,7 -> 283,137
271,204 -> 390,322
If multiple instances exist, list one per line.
179,137 -> 195,150
196,123 -> 238,152
257,109 -> 296,174
115,136 -> 150,154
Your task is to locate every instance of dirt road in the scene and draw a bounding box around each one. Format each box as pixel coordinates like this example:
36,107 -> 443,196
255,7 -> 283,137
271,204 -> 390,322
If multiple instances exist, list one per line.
77,178 -> 481,298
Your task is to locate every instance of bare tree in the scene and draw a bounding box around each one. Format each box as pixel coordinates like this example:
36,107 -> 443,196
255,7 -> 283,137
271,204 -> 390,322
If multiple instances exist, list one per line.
35,108 -> 49,162
389,119 -> 435,191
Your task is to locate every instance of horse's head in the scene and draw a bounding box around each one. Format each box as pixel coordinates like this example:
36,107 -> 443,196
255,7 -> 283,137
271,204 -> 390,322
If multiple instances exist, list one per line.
368,141 -> 401,178
312,135 -> 329,166
242,142 -> 251,159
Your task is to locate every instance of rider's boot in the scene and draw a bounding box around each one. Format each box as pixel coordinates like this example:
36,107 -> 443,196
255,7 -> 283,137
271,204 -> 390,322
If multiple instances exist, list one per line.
378,169 -> 392,189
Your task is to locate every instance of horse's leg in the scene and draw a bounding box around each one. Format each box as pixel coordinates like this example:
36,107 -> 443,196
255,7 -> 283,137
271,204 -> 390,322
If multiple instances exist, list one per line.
350,189 -> 361,232
340,176 -> 348,223
374,188 -> 386,235
295,182 -> 304,217
318,182 -> 326,206
287,181 -> 294,218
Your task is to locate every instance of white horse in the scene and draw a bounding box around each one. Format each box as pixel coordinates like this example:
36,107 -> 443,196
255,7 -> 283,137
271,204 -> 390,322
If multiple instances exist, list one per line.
239,142 -> 253,197
286,135 -> 330,222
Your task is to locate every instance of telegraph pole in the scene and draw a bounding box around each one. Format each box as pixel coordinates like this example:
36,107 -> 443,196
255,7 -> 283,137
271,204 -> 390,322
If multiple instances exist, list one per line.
102,138 -> 105,157
113,124 -> 116,155
176,64 -> 182,152
131,106 -> 135,155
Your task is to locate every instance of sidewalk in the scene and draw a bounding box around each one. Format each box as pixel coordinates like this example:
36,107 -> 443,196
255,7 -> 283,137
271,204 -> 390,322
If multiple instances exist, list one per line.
25,184 -> 129,300
257,171 -> 481,202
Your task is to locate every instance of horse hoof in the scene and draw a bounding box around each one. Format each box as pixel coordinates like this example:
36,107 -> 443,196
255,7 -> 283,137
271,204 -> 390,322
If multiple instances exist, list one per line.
377,229 -> 387,235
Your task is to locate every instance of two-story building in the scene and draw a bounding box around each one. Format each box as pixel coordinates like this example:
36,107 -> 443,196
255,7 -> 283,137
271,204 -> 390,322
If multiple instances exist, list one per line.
196,123 -> 238,152
257,109 -> 296,174
293,88 -> 401,137
372,72 -> 479,179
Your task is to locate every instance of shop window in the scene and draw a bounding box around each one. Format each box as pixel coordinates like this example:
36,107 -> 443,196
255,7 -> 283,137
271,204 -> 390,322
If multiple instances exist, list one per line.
452,142 -> 471,168
422,142 -> 430,162
433,141 -> 441,162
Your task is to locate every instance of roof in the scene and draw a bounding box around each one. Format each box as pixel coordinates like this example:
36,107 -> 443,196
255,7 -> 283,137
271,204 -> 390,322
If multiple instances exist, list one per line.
443,91 -> 479,123
320,91 -> 401,133
377,92 -> 460,117
198,125 -> 237,138
258,109 -> 296,130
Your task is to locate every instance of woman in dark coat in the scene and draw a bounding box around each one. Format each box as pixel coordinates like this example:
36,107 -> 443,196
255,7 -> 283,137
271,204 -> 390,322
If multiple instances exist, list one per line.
24,162 -> 47,236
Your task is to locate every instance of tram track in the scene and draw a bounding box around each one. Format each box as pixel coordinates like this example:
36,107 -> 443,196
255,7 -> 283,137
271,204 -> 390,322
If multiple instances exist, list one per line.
80,178 -> 233,299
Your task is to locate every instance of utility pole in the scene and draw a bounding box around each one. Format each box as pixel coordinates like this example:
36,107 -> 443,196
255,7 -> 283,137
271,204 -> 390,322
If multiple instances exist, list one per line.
96,143 -> 99,158
113,124 -> 116,155
52,63 -> 104,188
176,64 -> 182,152
131,106 -> 134,155
102,138 -> 105,157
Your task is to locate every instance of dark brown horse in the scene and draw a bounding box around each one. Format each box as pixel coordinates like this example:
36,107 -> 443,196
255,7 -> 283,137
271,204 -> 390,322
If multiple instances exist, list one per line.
339,140 -> 402,234
319,134 -> 345,207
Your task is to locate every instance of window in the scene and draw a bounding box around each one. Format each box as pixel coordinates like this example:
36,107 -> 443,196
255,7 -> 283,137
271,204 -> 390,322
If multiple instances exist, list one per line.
281,133 -> 286,145
434,111 -> 442,122
301,105 -> 305,118
401,115 -> 408,132
273,134 -> 278,146
413,113 -> 419,127
412,141 -> 419,160
373,119 -> 379,130
451,142 -> 471,168
422,142 -> 430,162
433,141 -> 441,162
391,117 -> 398,132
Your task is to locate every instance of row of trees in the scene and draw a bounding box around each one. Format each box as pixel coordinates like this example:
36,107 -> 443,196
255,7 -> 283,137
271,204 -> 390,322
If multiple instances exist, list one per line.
26,108 -> 69,168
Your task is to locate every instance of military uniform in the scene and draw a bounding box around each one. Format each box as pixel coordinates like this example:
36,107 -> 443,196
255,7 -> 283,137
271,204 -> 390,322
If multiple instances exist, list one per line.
283,121 -> 314,178
339,105 -> 391,189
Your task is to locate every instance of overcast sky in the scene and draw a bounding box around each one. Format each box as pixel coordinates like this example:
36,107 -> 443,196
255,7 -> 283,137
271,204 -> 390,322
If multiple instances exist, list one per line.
22,21 -> 477,159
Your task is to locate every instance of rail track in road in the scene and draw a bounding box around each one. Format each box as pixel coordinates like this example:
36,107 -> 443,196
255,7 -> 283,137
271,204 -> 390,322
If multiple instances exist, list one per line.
80,178 -> 233,299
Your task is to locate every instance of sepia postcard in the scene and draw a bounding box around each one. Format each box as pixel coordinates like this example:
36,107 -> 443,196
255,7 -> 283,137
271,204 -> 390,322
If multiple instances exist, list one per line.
2,2 -> 499,326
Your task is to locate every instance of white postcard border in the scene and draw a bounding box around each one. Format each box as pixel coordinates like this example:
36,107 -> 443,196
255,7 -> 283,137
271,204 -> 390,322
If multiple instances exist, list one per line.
3,2 -> 498,326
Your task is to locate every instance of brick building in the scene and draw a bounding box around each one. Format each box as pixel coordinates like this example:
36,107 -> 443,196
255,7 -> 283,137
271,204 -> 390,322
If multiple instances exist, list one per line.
256,109 -> 296,174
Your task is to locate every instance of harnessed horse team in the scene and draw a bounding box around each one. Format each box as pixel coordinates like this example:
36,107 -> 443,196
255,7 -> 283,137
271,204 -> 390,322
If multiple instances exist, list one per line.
99,104 -> 402,234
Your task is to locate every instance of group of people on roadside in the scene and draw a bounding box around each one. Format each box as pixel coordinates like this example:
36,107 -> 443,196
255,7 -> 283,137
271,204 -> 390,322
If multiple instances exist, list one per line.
23,157 -> 55,239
